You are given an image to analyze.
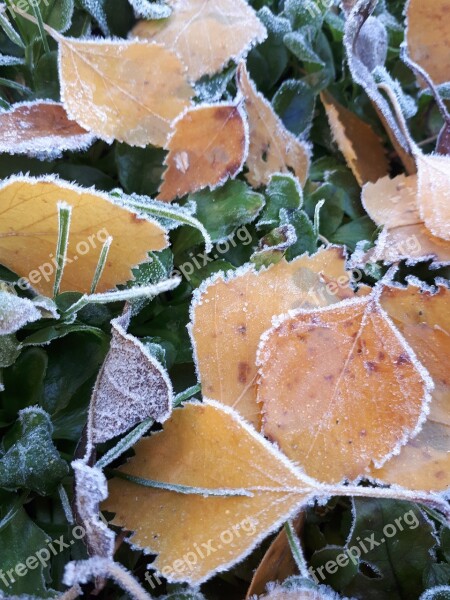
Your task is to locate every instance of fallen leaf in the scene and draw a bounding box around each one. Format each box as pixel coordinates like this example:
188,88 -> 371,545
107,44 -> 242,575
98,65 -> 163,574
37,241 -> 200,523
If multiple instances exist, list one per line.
406,0 -> 450,86
190,246 -> 363,427
361,173 -> 450,267
88,310 -> 173,446
236,62 -> 310,188
157,104 -> 248,202
370,283 -> 450,492
59,38 -> 194,147
0,176 -> 168,296
131,0 -> 267,80
0,101 -> 95,157
257,293 -> 433,483
416,153 -> 450,241
103,400 -> 316,584
321,91 -> 389,186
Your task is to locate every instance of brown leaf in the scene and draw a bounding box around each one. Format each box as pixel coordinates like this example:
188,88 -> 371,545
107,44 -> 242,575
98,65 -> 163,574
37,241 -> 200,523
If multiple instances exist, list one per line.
236,62 -> 310,188
416,153 -> 450,241
59,38 -> 194,147
132,0 -> 267,80
257,294 -> 433,483
321,91 -> 389,186
157,104 -> 248,202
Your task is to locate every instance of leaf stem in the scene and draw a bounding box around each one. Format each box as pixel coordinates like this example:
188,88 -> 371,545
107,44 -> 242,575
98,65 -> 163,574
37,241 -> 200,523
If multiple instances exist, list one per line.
90,236 -> 113,294
53,203 -> 72,298
284,519 -> 310,578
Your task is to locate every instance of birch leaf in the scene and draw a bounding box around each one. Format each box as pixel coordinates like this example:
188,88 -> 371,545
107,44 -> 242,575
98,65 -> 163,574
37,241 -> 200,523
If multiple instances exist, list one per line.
157,104 -> 248,202
131,0 -> 267,80
416,153 -> 450,241
103,400 -> 316,585
190,246 -> 363,428
0,101 -> 95,157
0,176 -> 168,296
59,38 -> 194,147
236,62 -> 310,188
321,91 -> 389,186
370,283 -> 450,492
257,294 -> 433,483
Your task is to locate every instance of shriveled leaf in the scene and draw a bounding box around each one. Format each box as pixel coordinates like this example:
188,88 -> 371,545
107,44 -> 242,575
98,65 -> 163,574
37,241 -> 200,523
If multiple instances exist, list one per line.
0,101 -> 94,157
406,0 -> 450,86
0,176 -> 168,296
157,104 -> 248,202
103,400 -> 316,585
370,283 -> 450,492
236,62 -> 310,188
190,246 -> 363,427
321,91 -> 389,186
257,294 -> 433,483
59,38 -> 194,147
361,174 -> 450,267
88,310 -> 173,446
416,153 -> 450,241
131,0 -> 267,80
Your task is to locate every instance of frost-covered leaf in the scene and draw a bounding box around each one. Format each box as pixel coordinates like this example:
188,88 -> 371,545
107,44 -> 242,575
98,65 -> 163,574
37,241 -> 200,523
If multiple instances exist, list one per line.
256,582 -> 346,599
361,174 -> 450,267
128,0 -> 171,19
416,153 -> 450,241
370,283 -> 450,492
406,0 -> 450,86
257,293 -> 433,483
0,176 -> 168,296
0,101 -> 95,158
157,104 -> 248,202
353,16 -> 387,72
0,407 -> 68,495
237,62 -> 310,188
321,91 -> 389,186
131,0 -> 267,80
420,587 -> 450,600
0,334 -> 20,369
0,55 -> 24,66
190,246 -> 363,427
0,292 -> 42,334
103,400 -> 317,585
259,173 -> 303,229
59,38 -> 194,147
78,0 -> 109,34
87,310 -> 173,446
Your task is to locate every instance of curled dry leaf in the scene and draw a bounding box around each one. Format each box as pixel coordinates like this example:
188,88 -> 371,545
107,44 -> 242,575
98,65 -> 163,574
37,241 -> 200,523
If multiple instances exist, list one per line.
320,91 -> 389,186
190,246 -> 363,428
88,311 -> 173,446
370,283 -> 450,492
72,460 -> 115,558
406,0 -> 450,86
0,176 -> 168,296
59,38 -> 194,147
157,104 -> 248,202
257,294 -> 433,483
103,400 -> 316,585
131,0 -> 267,80
0,101 -> 95,157
416,153 -> 450,241
236,62 -> 310,188
361,174 -> 450,267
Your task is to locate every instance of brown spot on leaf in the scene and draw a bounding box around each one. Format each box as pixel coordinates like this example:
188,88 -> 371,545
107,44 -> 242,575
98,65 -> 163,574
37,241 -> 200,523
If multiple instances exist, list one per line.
238,361 -> 251,384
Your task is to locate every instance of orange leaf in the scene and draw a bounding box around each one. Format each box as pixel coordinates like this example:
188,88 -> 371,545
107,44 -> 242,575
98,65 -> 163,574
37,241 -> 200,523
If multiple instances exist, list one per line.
0,176 -> 168,296
190,246 -> 364,428
370,282 -> 450,491
103,401 -> 315,584
0,101 -> 94,156
257,294 -> 433,483
321,91 -> 389,186
416,153 -> 450,241
132,0 -> 267,80
59,38 -> 194,147
236,62 -> 310,188
157,104 -> 248,202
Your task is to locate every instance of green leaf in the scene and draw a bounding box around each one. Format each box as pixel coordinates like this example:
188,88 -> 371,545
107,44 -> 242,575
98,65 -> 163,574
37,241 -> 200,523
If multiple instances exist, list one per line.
132,249 -> 174,286
2,348 -> 48,418
424,564 -> 450,588
284,30 -> 325,67
442,527 -> 450,562
0,334 -> 20,369
331,216 -> 377,251
280,208 -> 317,259
305,183 -> 345,238
259,173 -> 303,229
116,144 -> 166,197
272,79 -> 316,136
309,545 -> 359,589
420,587 -> 450,600
0,407 -> 68,495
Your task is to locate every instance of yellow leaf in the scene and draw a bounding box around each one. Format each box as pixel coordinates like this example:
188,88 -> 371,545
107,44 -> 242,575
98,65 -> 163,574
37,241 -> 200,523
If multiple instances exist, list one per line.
416,153 -> 450,241
190,246 -> 363,428
257,294 -> 433,483
236,62 -> 310,188
321,91 -> 389,186
132,0 -> 267,80
59,38 -> 194,147
361,174 -> 450,266
103,400 -> 315,584
0,176 -> 168,296
406,0 -> 450,86
157,104 -> 248,202
371,283 -> 450,492
0,101 -> 94,156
